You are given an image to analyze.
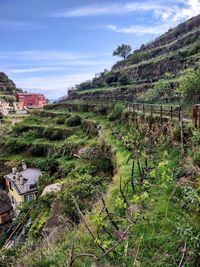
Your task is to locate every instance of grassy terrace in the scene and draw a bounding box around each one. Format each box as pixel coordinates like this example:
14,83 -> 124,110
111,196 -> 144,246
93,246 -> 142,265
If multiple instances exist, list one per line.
6,104 -> 198,267
116,27 -> 200,68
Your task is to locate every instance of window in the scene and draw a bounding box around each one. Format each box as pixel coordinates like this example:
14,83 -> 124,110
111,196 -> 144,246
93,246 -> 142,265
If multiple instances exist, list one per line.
9,181 -> 13,191
24,194 -> 35,202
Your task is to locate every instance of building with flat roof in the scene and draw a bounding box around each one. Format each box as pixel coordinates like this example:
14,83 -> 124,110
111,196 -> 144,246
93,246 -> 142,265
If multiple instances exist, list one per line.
16,93 -> 47,109
4,162 -> 42,209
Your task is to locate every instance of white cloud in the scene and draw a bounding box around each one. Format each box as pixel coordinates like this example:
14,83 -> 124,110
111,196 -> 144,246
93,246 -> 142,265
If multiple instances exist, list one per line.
52,2 -> 166,17
9,67 -> 66,74
107,24 -> 170,35
0,50 -> 92,61
155,0 -> 200,23
12,73 -> 96,99
2,50 -> 116,98
8,60 -> 112,73
106,0 -> 200,36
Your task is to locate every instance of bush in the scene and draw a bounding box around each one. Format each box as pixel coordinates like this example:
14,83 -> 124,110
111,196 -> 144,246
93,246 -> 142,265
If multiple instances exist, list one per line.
42,128 -> 70,141
105,74 -> 118,85
108,103 -> 124,121
29,145 -> 48,157
95,105 -> 110,115
119,75 -> 130,85
143,80 -> 174,103
66,115 -> 82,127
179,66 -> 200,102
5,138 -> 25,153
56,117 -> 65,125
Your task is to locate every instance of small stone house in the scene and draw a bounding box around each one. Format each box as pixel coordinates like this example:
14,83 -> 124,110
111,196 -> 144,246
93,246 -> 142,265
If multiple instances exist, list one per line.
4,162 -> 42,210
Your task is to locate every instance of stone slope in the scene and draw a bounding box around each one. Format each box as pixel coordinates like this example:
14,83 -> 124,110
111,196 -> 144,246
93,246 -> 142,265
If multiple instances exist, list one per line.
68,14 -> 200,102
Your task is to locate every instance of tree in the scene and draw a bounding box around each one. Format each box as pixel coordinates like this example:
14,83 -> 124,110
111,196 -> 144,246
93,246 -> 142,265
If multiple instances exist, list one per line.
113,44 -> 132,60
178,66 -> 200,102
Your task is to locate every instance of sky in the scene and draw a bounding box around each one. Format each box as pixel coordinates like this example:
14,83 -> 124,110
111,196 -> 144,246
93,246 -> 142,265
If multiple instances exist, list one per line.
0,0 -> 200,99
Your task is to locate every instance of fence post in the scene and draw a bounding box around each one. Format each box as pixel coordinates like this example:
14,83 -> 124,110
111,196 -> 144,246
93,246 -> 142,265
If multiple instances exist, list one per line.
160,105 -> 163,123
192,105 -> 197,128
178,106 -> 181,121
143,104 -> 145,113
198,106 -> 200,129
179,106 -> 184,157
151,105 -> 153,117
170,106 -> 173,121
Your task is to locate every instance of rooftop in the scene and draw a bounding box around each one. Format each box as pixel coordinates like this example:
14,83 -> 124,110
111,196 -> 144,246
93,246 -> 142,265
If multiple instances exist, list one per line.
5,168 -> 42,195
16,93 -> 45,97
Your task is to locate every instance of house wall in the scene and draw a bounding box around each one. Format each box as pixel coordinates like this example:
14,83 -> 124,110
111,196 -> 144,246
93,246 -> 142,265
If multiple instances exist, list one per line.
6,180 -> 37,209
16,93 -> 47,108
9,186 -> 24,208
6,180 -> 23,208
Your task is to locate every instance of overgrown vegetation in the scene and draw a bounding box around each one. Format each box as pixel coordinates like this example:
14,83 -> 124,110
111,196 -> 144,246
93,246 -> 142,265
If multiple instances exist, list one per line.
1,102 -> 200,267
178,65 -> 200,103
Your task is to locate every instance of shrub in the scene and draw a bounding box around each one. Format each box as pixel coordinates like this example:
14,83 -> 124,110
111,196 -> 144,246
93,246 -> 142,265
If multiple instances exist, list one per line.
105,74 -> 118,85
143,80 -> 174,103
66,115 -> 82,127
49,129 -> 64,141
29,145 -> 48,157
56,117 -> 65,125
5,138 -> 26,153
95,105 -> 110,115
108,103 -> 124,121
43,128 -> 68,141
179,66 -> 200,102
119,75 -> 130,85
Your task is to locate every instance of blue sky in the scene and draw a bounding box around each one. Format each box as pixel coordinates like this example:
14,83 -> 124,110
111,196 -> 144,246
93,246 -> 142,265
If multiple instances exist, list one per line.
0,0 -> 200,99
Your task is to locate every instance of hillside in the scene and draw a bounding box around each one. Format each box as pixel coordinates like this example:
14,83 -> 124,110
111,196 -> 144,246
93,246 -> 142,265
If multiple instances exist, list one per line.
0,101 -> 200,266
68,14 -> 200,103
0,72 -> 22,103
1,14 -> 200,267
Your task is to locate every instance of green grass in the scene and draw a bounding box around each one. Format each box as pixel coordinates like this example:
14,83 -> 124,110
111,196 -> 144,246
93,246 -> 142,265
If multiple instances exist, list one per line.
1,107 -> 200,267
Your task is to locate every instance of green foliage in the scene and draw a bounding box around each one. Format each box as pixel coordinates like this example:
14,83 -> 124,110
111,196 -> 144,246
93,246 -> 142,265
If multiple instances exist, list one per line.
113,44 -> 132,60
5,138 -> 25,153
128,49 -> 154,64
119,75 -> 130,85
108,103 -> 124,121
43,128 -> 65,141
56,117 -> 65,125
0,246 -> 21,267
66,115 -> 82,126
61,173 -> 109,223
105,73 -> 118,85
178,65 -> 200,101
29,211 -> 49,240
3,102 -> 200,267
143,80 -> 174,103
29,145 -> 48,157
